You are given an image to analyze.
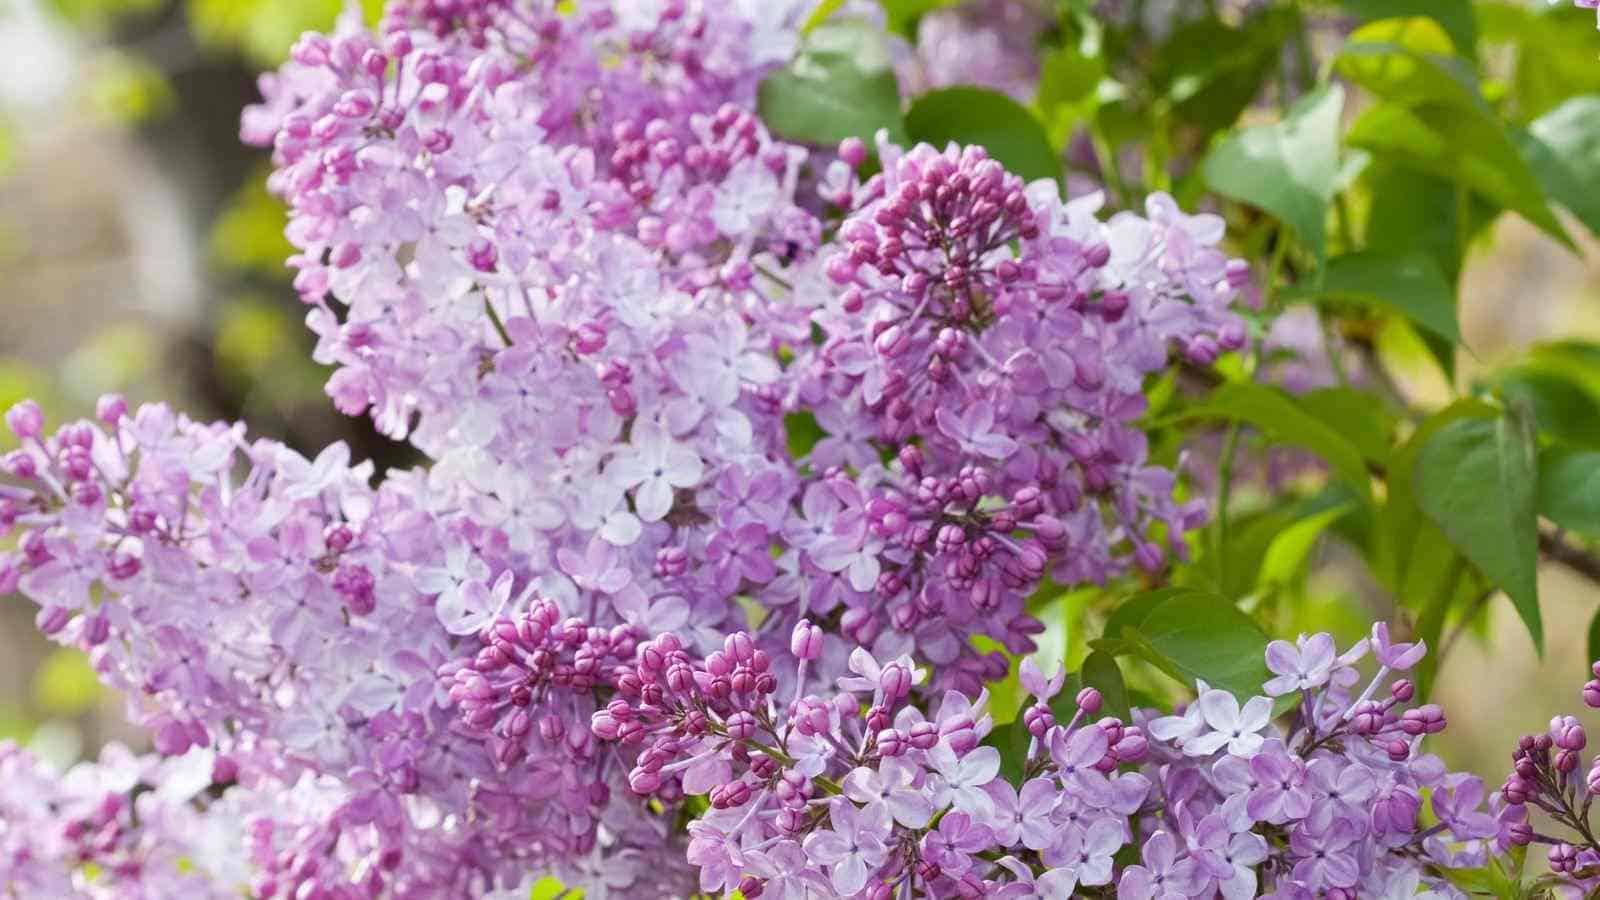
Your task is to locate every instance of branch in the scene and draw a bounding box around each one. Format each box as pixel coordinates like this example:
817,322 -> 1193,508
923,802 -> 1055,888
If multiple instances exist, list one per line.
1540,528 -> 1600,586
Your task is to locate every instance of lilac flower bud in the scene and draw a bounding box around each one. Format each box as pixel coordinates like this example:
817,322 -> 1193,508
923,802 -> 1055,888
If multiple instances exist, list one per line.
211,755 -> 239,785
1400,704 -> 1445,736
628,768 -> 661,795
908,722 -> 939,750
879,662 -> 911,701
1508,821 -> 1533,846
838,137 -> 866,168
1501,774 -> 1531,804
95,393 -> 127,424
1557,749 -> 1580,774
1076,687 -> 1102,716
1022,704 -> 1053,737
1584,679 -> 1600,709
790,620 -> 823,660
1390,679 -> 1415,702
1084,243 -> 1111,268
3,450 -> 36,480
1113,729 -> 1149,763
35,605 -> 70,636
738,876 -> 765,899
1133,541 -> 1165,574
1553,715 -> 1587,751
1184,336 -> 1219,366
942,717 -> 979,754
1550,842 -> 1579,873
5,400 -> 42,440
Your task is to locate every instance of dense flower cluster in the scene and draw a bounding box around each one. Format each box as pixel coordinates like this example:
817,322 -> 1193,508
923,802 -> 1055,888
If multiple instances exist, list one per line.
582,621 -> 1500,898
1493,657 -> 1600,896
0,0 -> 1527,896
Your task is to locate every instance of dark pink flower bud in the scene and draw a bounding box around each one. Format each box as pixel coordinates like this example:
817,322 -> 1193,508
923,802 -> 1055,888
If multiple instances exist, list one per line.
95,394 -> 127,424
5,400 -> 42,440
1076,687 -> 1102,716
837,137 -> 867,168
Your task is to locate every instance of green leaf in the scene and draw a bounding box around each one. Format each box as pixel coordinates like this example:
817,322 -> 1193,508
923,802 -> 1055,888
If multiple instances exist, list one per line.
1202,84 -> 1344,264
1339,0 -> 1476,54
876,0 -> 958,37
1180,381 -> 1373,502
1337,19 -> 1571,246
1538,447 -> 1600,537
1293,251 -> 1459,346
1346,102 -> 1571,249
1153,10 -> 1295,135
1036,45 -> 1104,114
757,21 -> 907,148
784,411 -> 824,459
904,87 -> 1061,184
1102,587 -> 1205,649
1258,504 -> 1354,591
1372,399 -> 1496,591
1133,592 -> 1272,699
32,649 -> 104,716
1415,407 -> 1543,652
1498,367 -> 1600,447
802,0 -> 847,32
1079,651 -> 1129,722
1362,164 -> 1492,282
1101,590 -> 1270,699
1295,388 -> 1395,468
985,719 -> 1033,784
1337,18 -> 1478,107
1516,96 -> 1600,240
1479,3 -> 1600,122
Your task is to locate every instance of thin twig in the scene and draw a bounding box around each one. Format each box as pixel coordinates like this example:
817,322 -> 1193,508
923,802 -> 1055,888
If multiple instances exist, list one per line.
1540,529 -> 1600,586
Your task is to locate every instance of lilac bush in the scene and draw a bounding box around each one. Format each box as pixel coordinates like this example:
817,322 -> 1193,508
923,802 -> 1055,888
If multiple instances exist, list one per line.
5,0 -> 1600,897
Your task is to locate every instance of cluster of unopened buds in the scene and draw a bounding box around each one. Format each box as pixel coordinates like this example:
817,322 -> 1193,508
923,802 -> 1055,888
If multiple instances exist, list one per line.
1495,658 -> 1600,893
592,619 -> 1158,898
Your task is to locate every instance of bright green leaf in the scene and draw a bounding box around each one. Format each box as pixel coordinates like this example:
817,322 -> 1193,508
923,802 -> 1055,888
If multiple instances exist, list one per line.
1132,592 -> 1272,699
32,649 -> 104,716
784,411 -> 824,459
1294,251 -> 1459,346
1295,388 -> 1395,468
1415,407 -> 1542,651
1346,102 -> 1571,249
1203,84 -> 1344,264
802,0 -> 847,33
1339,0 -> 1476,54
1498,367 -> 1600,447
757,21 -> 907,148
1516,96 -> 1600,240
1538,447 -> 1600,537
1036,45 -> 1104,114
905,87 -> 1061,184
1258,504 -> 1354,590
1338,19 -> 1571,246
876,0 -> 958,37
1337,18 -> 1478,107
1180,381 -> 1373,501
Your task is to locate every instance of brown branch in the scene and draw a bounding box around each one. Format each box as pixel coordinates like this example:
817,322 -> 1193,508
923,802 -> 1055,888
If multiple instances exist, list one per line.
1540,528 -> 1600,586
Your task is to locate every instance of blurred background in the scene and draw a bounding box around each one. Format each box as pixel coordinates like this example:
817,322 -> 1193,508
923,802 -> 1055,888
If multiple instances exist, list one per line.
0,0 -> 1595,799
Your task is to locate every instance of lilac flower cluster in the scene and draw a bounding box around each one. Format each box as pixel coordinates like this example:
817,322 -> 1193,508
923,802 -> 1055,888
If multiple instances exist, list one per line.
0,741 -> 252,898
1493,658 -> 1600,895
593,619 -> 1150,898
580,620 -> 1503,898
0,0 -> 1513,895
